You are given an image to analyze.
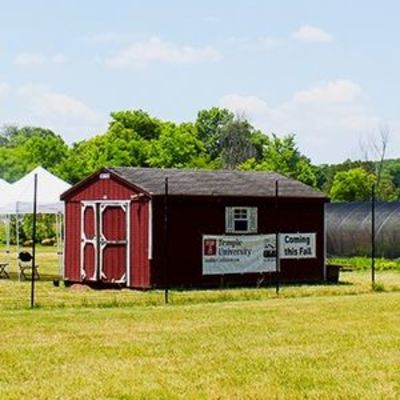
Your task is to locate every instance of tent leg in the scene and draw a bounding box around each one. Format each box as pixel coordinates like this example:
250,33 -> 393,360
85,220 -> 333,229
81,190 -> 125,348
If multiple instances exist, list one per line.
16,211 -> 20,258
56,212 -> 63,278
6,214 -> 10,265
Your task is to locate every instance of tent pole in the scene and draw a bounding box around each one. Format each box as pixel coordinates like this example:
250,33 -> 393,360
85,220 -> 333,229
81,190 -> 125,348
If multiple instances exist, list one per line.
61,212 -> 65,280
31,174 -> 38,308
56,212 -> 59,275
6,214 -> 10,265
56,212 -> 62,277
16,202 -> 20,261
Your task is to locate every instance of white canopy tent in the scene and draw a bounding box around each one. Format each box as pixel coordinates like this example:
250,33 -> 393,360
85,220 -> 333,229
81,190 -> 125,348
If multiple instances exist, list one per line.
0,166 -> 70,214
0,166 -> 71,276
0,178 -> 11,191
0,178 -> 12,271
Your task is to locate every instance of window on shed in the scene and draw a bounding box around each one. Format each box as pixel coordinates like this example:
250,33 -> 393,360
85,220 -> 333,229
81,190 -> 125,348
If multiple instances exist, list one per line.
225,207 -> 257,233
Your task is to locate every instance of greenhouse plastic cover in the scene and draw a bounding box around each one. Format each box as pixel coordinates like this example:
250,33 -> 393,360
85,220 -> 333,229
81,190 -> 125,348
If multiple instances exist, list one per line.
0,166 -> 71,215
326,201 -> 400,258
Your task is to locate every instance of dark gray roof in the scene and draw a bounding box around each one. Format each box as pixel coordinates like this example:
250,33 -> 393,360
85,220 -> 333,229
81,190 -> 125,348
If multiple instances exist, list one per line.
109,167 -> 327,199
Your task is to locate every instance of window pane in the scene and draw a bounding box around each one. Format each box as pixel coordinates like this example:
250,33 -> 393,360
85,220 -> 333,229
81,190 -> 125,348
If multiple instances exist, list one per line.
234,220 -> 248,231
234,208 -> 247,218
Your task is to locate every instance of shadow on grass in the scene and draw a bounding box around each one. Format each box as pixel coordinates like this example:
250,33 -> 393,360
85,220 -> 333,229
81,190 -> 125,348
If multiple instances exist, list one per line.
1,272 -> 60,282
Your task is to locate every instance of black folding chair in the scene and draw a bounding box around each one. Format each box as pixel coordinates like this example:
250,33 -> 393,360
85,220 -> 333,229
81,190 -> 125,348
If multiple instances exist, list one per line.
18,252 -> 40,281
0,262 -> 9,279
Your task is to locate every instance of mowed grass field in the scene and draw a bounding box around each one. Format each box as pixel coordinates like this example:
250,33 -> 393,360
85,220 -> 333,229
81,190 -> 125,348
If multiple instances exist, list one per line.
0,293 -> 399,399
0,247 -> 399,399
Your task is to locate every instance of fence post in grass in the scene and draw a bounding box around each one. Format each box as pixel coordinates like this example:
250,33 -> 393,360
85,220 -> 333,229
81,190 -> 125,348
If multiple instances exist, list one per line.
31,173 -> 38,308
164,177 -> 169,304
275,180 -> 280,295
371,183 -> 376,287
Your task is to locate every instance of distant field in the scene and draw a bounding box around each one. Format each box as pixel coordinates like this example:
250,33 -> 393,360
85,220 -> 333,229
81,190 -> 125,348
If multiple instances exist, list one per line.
3,244 -> 400,279
328,256 -> 400,271
0,245 -> 399,309
0,244 -> 61,279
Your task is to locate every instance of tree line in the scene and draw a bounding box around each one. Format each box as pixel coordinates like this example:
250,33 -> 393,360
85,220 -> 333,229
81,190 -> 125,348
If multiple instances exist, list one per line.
1,107 -> 399,203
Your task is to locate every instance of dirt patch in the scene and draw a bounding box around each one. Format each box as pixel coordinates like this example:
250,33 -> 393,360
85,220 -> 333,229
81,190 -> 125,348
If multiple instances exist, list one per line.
70,283 -> 92,291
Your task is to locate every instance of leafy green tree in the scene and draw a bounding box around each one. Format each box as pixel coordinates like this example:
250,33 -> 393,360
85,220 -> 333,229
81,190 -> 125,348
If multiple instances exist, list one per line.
0,124 -> 18,146
55,133 -> 149,184
317,159 -> 375,194
330,167 -> 376,202
22,215 -> 56,242
108,110 -> 162,141
240,134 -> 317,187
55,111 -> 162,183
218,116 -> 257,169
195,107 -> 234,159
147,122 -> 206,168
0,126 -> 68,182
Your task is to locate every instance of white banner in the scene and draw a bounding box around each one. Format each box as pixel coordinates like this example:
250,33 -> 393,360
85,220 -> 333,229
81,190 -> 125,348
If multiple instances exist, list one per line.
279,233 -> 316,259
202,234 -> 276,275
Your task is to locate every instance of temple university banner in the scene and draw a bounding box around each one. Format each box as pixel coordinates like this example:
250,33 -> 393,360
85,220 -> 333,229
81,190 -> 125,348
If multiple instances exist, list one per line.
202,234 -> 276,275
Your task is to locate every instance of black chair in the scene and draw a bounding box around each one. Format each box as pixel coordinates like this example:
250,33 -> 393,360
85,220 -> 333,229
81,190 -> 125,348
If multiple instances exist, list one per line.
18,252 -> 40,281
0,262 -> 9,279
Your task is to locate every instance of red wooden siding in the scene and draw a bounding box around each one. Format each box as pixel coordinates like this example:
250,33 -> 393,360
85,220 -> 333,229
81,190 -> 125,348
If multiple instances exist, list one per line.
82,206 -> 96,280
102,206 -> 126,240
63,172 -> 150,288
150,196 -> 326,288
101,205 -> 127,283
64,202 -> 81,281
130,200 -> 150,288
83,244 -> 96,280
64,170 -> 327,289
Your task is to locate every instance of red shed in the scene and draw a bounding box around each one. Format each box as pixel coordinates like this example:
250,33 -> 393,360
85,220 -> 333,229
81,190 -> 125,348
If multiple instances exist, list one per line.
61,167 -> 329,289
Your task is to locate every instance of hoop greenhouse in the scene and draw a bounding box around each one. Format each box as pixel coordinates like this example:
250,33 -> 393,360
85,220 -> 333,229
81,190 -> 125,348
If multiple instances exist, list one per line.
326,202 -> 400,258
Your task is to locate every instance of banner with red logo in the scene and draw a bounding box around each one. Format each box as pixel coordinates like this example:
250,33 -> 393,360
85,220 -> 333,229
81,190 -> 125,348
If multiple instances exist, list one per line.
202,234 -> 276,275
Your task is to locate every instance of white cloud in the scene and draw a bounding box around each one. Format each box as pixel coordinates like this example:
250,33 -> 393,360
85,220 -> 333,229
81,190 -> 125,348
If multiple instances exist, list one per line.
0,82 -> 10,97
219,80 -> 383,163
105,36 -> 222,68
292,80 -> 363,104
292,25 -> 333,43
14,52 -> 67,65
15,53 -> 46,65
17,85 -> 105,141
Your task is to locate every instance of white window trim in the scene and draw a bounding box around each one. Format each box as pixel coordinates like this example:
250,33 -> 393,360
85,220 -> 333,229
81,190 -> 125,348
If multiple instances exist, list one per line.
225,207 -> 258,234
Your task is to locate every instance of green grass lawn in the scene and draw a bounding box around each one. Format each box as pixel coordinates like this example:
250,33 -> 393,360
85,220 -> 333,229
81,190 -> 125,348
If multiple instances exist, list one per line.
328,256 -> 400,271
0,247 -> 399,399
0,292 -> 399,399
0,245 -> 62,279
0,270 -> 399,310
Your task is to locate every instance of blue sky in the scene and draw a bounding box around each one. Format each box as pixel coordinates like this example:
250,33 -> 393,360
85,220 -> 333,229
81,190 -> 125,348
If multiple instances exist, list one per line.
1,0 -> 399,163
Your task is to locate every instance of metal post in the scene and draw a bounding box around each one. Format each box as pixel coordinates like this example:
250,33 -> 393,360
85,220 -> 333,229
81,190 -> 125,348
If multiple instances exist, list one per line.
275,180 -> 280,295
323,203 -> 327,281
164,177 -> 169,304
16,203 -> 20,263
31,174 -> 38,308
5,214 -> 10,265
371,183 -> 376,286
56,212 -> 63,277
